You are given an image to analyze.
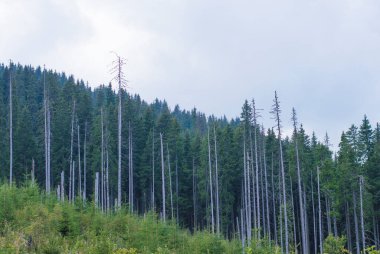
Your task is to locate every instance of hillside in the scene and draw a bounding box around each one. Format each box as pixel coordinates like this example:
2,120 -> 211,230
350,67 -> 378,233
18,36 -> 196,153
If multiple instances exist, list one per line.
0,183 -> 245,253
0,63 -> 379,253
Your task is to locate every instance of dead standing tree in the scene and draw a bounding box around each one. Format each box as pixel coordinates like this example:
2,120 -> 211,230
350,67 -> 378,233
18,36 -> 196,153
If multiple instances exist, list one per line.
271,91 -> 289,254
110,52 -> 127,208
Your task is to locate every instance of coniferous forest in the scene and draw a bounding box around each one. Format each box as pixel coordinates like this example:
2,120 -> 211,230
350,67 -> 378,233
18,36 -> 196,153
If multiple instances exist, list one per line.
1,62 -> 380,254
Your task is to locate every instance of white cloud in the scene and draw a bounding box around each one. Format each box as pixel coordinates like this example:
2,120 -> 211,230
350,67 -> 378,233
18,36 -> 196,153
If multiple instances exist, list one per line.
1,0 -> 380,150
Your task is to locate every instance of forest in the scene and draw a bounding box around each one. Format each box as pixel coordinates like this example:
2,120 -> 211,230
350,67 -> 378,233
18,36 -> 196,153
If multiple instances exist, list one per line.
0,62 -> 379,254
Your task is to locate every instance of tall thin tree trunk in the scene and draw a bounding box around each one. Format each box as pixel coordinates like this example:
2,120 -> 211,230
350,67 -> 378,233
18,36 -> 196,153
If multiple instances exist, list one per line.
317,167 -> 323,254
311,174 -> 317,254
249,121 -> 257,233
193,158 -> 197,230
72,161 -> 75,202
160,133 -> 166,222
279,175 -> 284,253
303,187 -> 310,252
272,153 -> 278,245
69,101 -> 76,201
292,108 -> 307,254
117,75 -> 122,208
243,138 -> 251,242
61,171 -> 64,201
241,208 -> 246,252
214,124 -> 221,235
95,172 -> 99,208
167,144 -> 174,219
207,126 -> 215,233
78,124 -> 81,200
83,122 -> 87,201
128,123 -> 134,212
44,66 -> 48,192
353,192 -> 360,254
106,143 -> 110,212
253,101 -> 261,238
175,157 -> 179,222
47,85 -> 51,193
359,176 -> 365,252
272,92 -> 289,253
262,126 -> 270,241
101,108 -> 104,211
290,178 -> 297,253
152,128 -> 155,210
9,62 -> 13,185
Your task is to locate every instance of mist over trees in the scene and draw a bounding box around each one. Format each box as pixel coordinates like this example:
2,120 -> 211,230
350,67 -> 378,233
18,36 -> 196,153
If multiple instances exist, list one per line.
0,62 -> 379,253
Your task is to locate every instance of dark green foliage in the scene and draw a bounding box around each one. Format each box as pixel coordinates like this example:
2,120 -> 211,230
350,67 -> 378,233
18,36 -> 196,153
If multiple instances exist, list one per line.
1,63 -> 380,253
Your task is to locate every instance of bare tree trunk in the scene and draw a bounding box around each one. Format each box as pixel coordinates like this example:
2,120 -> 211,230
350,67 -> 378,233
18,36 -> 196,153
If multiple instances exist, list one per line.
101,108 -> 104,211
95,172 -> 99,208
272,92 -> 289,254
317,167 -> 323,254
44,66 -> 48,192
117,78 -> 122,209
32,159 -> 35,183
175,157 -> 179,222
279,177 -> 284,253
359,176 -> 365,252
243,138 -> 251,242
353,192 -> 360,254
9,62 -> 13,185
303,187 -> 310,252
83,122 -> 87,201
207,126 -> 215,233
78,124 -> 81,200
61,171 -> 64,201
272,153 -> 278,245
292,108 -> 307,254
160,133 -> 166,222
262,126 -> 270,242
69,101 -> 76,201
57,185 -> 61,201
72,161 -> 75,202
253,101 -> 261,238
47,85 -> 51,193
241,208 -> 246,252
259,134 -> 265,237
152,128 -> 155,210
311,174 -> 317,254
167,144 -> 174,219
214,124 -> 221,235
249,121 -> 257,233
106,143 -> 110,212
193,158 -> 197,230
290,178 -> 297,253
128,123 -> 134,212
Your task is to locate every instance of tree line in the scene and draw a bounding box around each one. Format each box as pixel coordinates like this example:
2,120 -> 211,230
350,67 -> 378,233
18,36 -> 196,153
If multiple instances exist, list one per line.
0,62 -> 379,253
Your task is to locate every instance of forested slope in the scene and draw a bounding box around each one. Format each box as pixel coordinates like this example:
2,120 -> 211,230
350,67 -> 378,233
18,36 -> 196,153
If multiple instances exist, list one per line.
0,63 -> 379,253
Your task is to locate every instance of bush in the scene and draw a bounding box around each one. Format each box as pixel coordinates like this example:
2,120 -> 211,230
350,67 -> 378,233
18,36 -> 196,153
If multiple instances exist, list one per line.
322,234 -> 349,254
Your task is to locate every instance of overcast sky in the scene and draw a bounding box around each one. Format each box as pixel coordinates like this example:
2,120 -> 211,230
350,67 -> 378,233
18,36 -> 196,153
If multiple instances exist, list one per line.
1,0 -> 380,151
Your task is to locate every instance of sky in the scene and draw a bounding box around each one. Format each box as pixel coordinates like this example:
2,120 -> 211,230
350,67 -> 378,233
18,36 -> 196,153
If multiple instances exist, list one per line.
1,0 -> 380,151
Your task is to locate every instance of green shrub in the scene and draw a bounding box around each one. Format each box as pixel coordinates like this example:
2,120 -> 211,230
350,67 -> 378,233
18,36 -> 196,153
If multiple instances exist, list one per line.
322,234 -> 348,254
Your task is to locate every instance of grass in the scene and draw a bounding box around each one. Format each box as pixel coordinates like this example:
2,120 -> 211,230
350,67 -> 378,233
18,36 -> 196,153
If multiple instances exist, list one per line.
0,182 -> 241,253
